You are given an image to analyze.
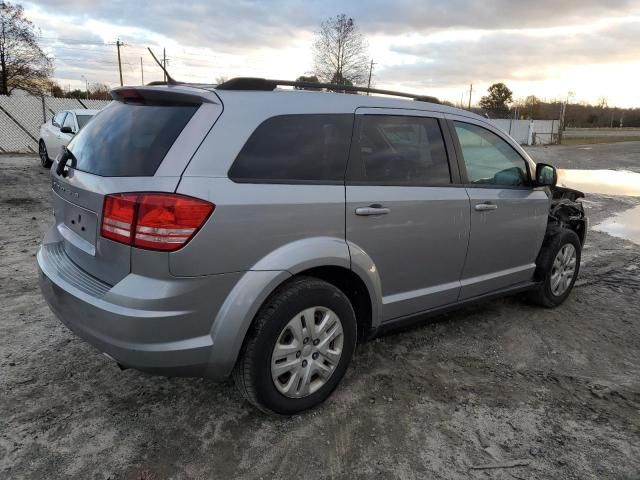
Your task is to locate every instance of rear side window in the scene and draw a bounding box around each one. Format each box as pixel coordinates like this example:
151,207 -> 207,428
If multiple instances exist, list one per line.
228,114 -> 353,183
349,115 -> 451,186
66,101 -> 198,177
76,114 -> 92,130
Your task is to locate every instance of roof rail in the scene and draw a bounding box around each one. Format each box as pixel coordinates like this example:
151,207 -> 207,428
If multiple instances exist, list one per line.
216,77 -> 440,104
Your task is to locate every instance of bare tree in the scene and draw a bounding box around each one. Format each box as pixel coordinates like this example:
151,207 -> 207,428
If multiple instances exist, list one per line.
0,1 -> 52,95
313,14 -> 369,86
89,82 -> 111,100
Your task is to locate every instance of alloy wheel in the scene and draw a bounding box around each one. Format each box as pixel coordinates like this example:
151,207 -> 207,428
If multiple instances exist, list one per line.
550,243 -> 577,296
270,306 -> 344,398
39,142 -> 48,166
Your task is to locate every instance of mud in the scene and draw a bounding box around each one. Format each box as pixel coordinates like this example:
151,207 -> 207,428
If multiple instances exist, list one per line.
1,146 -> 639,479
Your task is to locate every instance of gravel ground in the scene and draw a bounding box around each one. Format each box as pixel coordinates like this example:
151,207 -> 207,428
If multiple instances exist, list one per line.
527,141 -> 640,172
1,146 -> 639,480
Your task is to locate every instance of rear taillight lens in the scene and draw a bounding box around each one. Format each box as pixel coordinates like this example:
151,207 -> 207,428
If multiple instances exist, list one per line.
101,193 -> 214,251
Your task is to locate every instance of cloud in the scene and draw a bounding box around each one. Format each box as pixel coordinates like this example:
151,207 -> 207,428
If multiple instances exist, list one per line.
27,0 -> 640,52
355,0 -> 638,32
21,0 -> 640,105
378,18 -> 640,88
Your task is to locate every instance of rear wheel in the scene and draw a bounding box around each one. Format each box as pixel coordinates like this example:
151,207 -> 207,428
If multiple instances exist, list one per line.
529,229 -> 581,307
39,140 -> 52,168
233,277 -> 357,415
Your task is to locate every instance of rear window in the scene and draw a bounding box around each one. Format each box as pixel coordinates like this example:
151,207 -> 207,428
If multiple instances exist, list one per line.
228,114 -> 353,183
67,101 -> 198,177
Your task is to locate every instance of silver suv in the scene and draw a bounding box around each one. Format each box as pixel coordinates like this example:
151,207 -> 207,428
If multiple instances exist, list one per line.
38,78 -> 587,414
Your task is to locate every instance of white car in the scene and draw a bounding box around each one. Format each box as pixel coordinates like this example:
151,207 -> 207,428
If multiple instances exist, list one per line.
39,109 -> 99,167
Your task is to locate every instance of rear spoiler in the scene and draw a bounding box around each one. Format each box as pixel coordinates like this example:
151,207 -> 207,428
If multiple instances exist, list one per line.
111,87 -> 216,106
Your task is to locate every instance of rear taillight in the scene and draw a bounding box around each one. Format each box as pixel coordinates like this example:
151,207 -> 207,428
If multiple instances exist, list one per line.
101,193 -> 214,251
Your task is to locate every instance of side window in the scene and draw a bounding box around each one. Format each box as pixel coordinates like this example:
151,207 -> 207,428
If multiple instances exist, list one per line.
62,113 -> 75,131
228,114 -> 353,183
454,122 -> 529,187
52,112 -> 66,128
352,115 -> 451,186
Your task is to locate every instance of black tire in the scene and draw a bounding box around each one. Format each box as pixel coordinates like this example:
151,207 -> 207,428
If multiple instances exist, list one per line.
529,229 -> 581,308
233,276 -> 357,415
39,140 -> 52,168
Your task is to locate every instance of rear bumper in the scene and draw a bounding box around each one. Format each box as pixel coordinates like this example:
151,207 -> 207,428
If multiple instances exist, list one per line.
37,241 -> 244,379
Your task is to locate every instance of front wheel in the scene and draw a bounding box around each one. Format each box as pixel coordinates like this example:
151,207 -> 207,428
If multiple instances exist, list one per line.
233,277 -> 357,415
529,229 -> 582,307
39,140 -> 52,168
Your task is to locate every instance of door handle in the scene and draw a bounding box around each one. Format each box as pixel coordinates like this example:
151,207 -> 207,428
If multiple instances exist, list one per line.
355,205 -> 391,216
474,203 -> 498,211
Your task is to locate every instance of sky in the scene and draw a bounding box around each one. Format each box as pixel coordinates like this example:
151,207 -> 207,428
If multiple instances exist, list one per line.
23,0 -> 640,108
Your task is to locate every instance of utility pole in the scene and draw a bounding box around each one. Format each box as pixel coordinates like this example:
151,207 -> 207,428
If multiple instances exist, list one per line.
140,57 -> 144,85
116,39 -> 123,86
81,75 -> 89,99
558,90 -> 574,144
366,59 -> 376,94
559,102 -> 566,144
163,48 -> 167,82
468,84 -> 473,110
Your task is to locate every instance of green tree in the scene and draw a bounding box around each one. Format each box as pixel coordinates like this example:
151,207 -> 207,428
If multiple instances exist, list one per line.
46,80 -> 64,97
0,1 -> 52,95
479,83 -> 513,115
65,89 -> 84,99
294,75 -> 320,90
313,14 -> 369,86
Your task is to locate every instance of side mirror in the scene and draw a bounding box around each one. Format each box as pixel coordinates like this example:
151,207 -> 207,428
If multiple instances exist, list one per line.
536,163 -> 557,187
60,126 -> 73,134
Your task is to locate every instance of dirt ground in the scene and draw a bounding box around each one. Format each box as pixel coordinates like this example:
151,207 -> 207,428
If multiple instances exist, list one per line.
1,145 -> 639,480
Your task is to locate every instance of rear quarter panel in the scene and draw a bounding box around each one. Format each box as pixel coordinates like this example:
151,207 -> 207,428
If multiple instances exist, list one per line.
171,178 -> 347,275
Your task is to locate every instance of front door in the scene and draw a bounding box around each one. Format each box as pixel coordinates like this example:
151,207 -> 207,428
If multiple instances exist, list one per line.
48,112 -> 67,159
346,109 -> 470,321
449,118 -> 549,299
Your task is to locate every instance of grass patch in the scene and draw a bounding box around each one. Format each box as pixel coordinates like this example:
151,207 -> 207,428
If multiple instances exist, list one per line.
561,136 -> 640,145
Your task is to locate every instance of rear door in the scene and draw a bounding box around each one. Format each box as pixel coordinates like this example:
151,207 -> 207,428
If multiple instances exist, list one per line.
346,108 -> 470,321
447,116 -> 548,299
50,88 -> 222,285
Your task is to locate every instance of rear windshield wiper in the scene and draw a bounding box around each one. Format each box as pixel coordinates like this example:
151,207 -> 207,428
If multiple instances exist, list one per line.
56,146 -> 77,177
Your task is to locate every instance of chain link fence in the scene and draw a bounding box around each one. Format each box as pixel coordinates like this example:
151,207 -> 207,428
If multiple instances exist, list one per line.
0,91 -> 111,153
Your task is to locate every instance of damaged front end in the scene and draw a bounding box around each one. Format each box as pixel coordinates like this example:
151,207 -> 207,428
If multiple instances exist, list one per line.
547,186 -> 588,244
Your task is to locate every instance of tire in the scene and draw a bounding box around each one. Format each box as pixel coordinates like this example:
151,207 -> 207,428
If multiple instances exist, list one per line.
233,276 -> 357,415
529,229 -> 581,308
39,140 -> 52,168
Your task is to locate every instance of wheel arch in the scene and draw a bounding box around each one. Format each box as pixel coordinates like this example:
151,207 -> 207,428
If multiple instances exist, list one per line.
205,237 -> 382,379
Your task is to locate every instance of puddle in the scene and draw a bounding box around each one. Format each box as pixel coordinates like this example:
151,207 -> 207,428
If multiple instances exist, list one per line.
557,169 -> 640,197
594,205 -> 640,245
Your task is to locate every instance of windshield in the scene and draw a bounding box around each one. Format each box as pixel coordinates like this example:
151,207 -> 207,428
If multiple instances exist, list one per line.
67,101 -> 198,177
76,115 -> 93,130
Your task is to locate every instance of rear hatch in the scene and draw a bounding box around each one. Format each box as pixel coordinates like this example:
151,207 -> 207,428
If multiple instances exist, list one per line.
50,86 -> 222,285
